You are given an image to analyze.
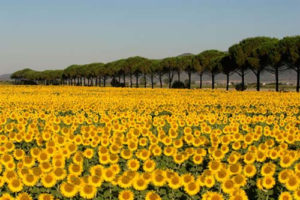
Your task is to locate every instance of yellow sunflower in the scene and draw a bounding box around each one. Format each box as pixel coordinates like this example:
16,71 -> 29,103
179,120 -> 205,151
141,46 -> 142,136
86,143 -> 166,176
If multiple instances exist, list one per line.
118,190 -> 134,200
145,191 -> 162,200
79,184 -> 97,199
60,182 -> 78,198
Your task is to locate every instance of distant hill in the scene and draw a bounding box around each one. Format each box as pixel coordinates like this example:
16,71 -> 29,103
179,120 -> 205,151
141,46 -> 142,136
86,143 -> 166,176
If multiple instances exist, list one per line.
0,74 -> 11,81
177,53 -> 194,57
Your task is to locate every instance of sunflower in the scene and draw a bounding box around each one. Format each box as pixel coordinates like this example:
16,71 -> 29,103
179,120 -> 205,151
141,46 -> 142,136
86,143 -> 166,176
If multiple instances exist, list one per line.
168,174 -> 182,189
232,174 -> 247,187
209,160 -> 221,172
206,192 -> 225,200
120,149 -> 132,160
16,193 -> 32,200
37,151 -> 49,163
205,175 -> 216,188
8,178 -> 23,193
294,189 -> 300,200
109,153 -> 119,164
221,179 -> 236,194
212,149 -> 225,160
79,184 -> 97,199
139,149 -> 151,161
229,189 -> 248,200
0,193 -> 14,200
103,168 -> 116,182
23,173 -> 38,187
110,164 -> 121,175
145,191 -> 162,200
285,175 -> 299,191
118,190 -> 134,200
60,182 -> 78,198
38,194 -> 54,200
99,154 -> 110,165
152,171 -> 166,187
14,149 -> 25,160
90,165 -> 103,177
127,159 -> 140,171
243,152 -> 255,164
261,163 -> 276,176
53,158 -> 65,169
163,146 -> 175,157
243,164 -> 256,177
83,148 -> 94,159
88,175 -> 102,187
173,153 -> 185,164
68,163 -> 83,176
143,159 -> 156,172
3,170 -> 17,182
53,167 -> 67,180
215,167 -> 229,182
280,155 -> 294,168
133,175 -> 148,191
118,175 -> 132,188
192,154 -> 203,165
31,166 -> 43,178
181,173 -> 195,186
279,169 -> 293,184
256,150 -> 266,162
41,173 -> 57,188
229,163 -> 242,175
72,152 -> 84,164
262,176 -> 276,190
184,181 -> 200,196
279,192 -> 293,200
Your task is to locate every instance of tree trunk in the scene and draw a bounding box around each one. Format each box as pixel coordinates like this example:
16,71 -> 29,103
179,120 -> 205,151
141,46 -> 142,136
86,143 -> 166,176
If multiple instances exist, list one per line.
177,71 -> 180,82
199,73 -> 203,89
188,71 -> 191,89
118,74 -> 121,83
241,68 -> 245,90
95,77 -> 98,86
144,73 -> 147,88
296,65 -> 299,92
168,70 -> 172,88
226,73 -> 229,91
275,66 -> 279,92
136,74 -> 139,88
103,76 -> 106,87
151,73 -> 154,89
159,74 -> 163,88
212,73 -> 215,89
123,73 -> 126,86
130,73 -> 133,88
256,70 -> 260,91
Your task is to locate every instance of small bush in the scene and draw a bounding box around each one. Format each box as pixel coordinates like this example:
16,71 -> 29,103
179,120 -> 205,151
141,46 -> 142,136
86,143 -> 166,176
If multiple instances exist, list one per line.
111,78 -> 125,87
172,81 -> 185,89
235,83 -> 247,91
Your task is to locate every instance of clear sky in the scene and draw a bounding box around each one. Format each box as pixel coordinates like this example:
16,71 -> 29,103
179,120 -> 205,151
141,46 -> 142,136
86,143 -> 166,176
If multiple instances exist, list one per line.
1,0 -> 300,74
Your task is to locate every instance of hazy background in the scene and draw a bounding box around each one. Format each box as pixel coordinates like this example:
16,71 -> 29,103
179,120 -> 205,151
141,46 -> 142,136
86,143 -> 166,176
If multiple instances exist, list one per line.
1,0 -> 300,74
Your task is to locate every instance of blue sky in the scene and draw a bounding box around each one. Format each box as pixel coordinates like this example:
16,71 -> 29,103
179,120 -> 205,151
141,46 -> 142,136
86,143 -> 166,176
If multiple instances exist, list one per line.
1,0 -> 300,74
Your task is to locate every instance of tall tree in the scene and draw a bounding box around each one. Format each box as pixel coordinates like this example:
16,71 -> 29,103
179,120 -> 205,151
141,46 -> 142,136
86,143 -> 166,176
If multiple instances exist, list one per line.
279,36 -> 300,92
256,40 -> 285,92
247,37 -> 278,91
229,37 -> 276,90
197,50 -> 225,89
181,55 -> 195,89
161,57 -> 176,88
220,54 -> 236,91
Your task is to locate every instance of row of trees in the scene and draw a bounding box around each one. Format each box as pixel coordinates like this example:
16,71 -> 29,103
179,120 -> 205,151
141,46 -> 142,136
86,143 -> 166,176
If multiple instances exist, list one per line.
11,36 -> 300,91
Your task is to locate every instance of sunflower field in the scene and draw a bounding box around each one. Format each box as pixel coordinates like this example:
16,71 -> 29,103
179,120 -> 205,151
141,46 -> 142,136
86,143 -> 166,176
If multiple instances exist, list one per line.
0,86 -> 299,200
